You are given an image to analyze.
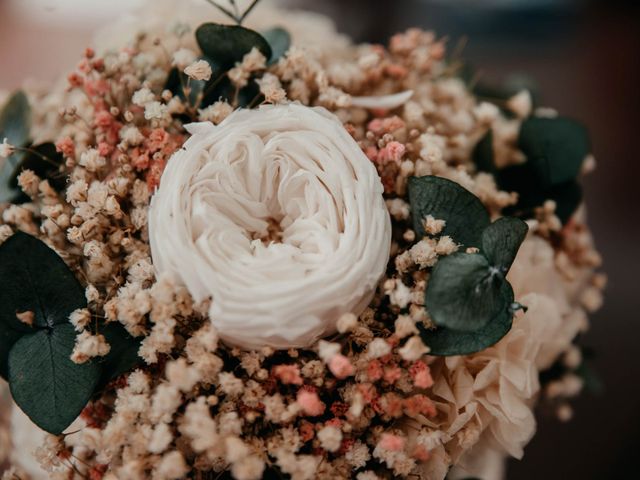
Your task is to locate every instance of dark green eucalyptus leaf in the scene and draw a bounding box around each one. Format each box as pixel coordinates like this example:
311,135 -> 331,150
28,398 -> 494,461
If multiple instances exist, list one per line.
0,90 -> 31,149
0,316 -> 33,380
408,176 -> 490,248
0,143 -> 64,204
8,323 -> 100,434
518,117 -> 590,190
0,151 -> 26,204
472,129 -> 496,175
419,283 -> 515,356
0,232 -> 86,330
500,163 -> 583,224
481,217 -> 528,272
425,252 -> 507,332
262,27 -> 291,65
97,322 -> 142,389
196,23 -> 272,68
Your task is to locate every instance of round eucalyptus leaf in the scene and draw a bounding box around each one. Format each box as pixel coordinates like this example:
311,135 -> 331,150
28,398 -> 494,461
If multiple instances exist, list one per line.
408,176 -> 490,248
0,232 -> 87,330
262,27 -> 291,64
8,323 -> 100,434
425,252 -> 507,332
518,116 -> 590,190
481,216 -> 528,272
472,129 -> 496,175
419,283 -> 515,356
196,23 -> 272,68
0,90 -> 31,149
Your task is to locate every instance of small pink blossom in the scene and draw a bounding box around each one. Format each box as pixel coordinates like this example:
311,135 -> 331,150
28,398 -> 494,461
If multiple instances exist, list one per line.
328,354 -> 355,379
94,110 -> 114,128
273,364 -> 303,385
383,366 -> 402,384
97,142 -> 112,157
297,390 -> 325,416
377,141 -> 405,165
55,137 -> 75,158
378,433 -> 405,452
410,361 -> 434,389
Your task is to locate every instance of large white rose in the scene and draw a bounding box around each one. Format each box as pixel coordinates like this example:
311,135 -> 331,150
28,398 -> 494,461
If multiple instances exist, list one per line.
149,103 -> 391,349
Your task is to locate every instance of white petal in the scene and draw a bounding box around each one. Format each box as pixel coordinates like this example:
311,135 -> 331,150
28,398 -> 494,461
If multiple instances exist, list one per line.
350,90 -> 413,110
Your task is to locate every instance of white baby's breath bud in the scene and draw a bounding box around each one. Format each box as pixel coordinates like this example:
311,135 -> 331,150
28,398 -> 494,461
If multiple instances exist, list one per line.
197,101 -> 233,124
394,315 -> 418,339
367,338 -> 392,359
184,60 -> 212,81
132,87 -> 155,106
317,340 -> 341,363
317,425 -> 342,452
336,312 -> 358,333
69,308 -> 91,332
172,48 -> 197,69
144,101 -> 168,120
399,335 -> 429,361
422,215 -> 446,235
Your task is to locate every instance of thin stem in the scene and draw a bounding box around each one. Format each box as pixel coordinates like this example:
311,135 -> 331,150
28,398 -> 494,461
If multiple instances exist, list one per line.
14,147 -> 60,168
240,0 -> 260,23
229,0 -> 240,17
204,0 -> 239,23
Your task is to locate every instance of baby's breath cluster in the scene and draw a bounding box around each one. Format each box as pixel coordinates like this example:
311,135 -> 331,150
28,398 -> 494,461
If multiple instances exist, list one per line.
0,4 -> 604,480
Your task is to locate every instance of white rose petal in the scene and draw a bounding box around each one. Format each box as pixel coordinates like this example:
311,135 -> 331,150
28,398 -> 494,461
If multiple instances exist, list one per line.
149,104 -> 391,349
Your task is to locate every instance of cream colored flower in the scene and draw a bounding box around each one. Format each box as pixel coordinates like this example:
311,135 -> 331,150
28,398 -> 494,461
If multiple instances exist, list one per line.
149,104 -> 391,349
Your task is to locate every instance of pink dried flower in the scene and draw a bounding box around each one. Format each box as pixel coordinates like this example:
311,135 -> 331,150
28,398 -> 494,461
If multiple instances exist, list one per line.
378,141 -> 405,165
328,354 -> 355,379
378,433 -> 405,452
410,361 -> 434,389
404,395 -> 436,417
147,128 -> 170,153
297,390 -> 325,416
55,137 -> 75,158
383,366 -> 402,384
367,360 -> 384,382
273,365 -> 303,385
68,72 -> 84,88
94,110 -> 114,129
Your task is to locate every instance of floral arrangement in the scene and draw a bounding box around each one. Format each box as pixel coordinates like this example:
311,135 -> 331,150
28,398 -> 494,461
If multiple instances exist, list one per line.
0,1 -> 604,479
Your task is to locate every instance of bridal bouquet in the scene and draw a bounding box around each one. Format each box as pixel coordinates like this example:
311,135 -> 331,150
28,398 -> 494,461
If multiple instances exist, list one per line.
0,1 -> 604,479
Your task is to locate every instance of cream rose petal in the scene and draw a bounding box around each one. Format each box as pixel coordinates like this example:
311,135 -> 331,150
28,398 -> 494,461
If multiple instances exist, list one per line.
149,104 -> 391,349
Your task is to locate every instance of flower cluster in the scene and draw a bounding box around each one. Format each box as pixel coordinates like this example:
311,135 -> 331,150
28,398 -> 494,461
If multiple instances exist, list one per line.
0,1 -> 603,479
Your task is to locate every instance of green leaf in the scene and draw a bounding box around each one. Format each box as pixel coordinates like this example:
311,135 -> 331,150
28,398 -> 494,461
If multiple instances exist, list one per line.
0,232 -> 86,377
0,90 -> 31,149
196,23 -> 272,68
262,27 -> 291,65
0,142 -> 64,204
425,252 -> 507,332
8,324 -> 100,435
97,322 -> 142,388
408,176 -> 490,248
0,91 -> 32,203
419,283 -> 515,356
0,232 -> 86,329
472,129 -> 496,175
481,217 -> 528,272
518,117 -> 590,190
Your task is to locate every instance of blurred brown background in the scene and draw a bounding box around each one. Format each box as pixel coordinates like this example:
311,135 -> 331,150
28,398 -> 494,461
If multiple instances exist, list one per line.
1,0 -> 639,478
